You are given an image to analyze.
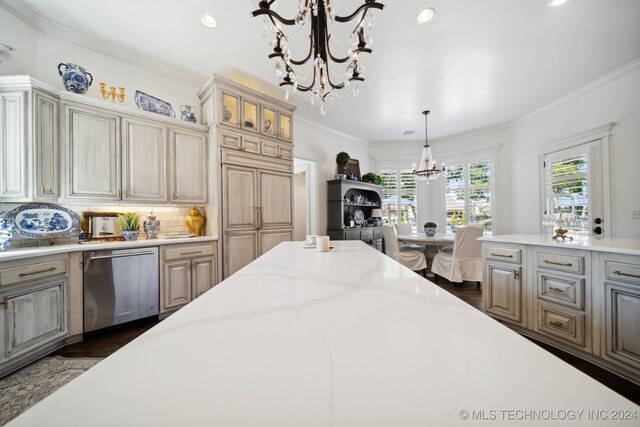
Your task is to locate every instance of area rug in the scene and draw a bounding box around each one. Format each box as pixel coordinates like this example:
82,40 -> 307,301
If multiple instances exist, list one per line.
0,356 -> 102,425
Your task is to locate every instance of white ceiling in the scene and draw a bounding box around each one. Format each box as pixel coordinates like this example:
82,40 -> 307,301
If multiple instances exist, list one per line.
13,0 -> 640,142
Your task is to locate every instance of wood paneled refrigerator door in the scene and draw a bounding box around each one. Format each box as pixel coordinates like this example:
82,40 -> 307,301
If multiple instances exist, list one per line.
259,170 -> 292,229
223,165 -> 258,230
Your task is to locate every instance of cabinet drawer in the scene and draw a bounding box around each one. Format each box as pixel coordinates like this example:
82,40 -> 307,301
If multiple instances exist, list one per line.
485,247 -> 521,264
537,303 -> 585,347
361,228 -> 374,240
242,137 -> 261,154
278,145 -> 293,161
1,258 -> 68,287
537,251 -> 584,274
374,228 -> 383,239
163,243 -> 215,261
261,140 -> 278,158
605,261 -> 640,285
537,272 -> 584,310
221,132 -> 241,150
344,230 -> 360,240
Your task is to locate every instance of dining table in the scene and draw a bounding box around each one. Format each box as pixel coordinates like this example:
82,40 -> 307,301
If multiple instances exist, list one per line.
396,233 -> 455,276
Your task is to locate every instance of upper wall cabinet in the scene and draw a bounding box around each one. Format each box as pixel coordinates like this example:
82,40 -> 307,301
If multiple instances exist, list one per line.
0,78 -> 60,202
169,129 -> 207,204
122,119 -> 167,202
66,106 -> 121,200
202,75 -> 294,144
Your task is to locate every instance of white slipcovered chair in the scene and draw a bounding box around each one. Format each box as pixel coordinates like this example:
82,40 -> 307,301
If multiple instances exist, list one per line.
431,225 -> 484,286
382,225 -> 427,276
395,223 -> 425,252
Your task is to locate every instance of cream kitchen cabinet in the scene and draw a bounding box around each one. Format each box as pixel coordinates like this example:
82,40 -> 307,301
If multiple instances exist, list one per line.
601,253 -> 640,378
66,106 -> 121,200
0,254 -> 69,377
63,98 -> 207,204
0,78 -> 60,201
483,243 -> 525,326
122,118 -> 167,202
481,235 -> 640,385
160,242 -> 217,315
169,129 -> 207,203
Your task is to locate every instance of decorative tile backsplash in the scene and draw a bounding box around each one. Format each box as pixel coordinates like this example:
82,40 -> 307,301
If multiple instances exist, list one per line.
0,203 -> 206,247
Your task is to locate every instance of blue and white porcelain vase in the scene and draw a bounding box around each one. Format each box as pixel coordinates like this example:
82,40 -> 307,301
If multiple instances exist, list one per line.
180,105 -> 197,123
57,62 -> 94,94
143,213 -> 160,240
120,230 -> 139,241
0,218 -> 14,251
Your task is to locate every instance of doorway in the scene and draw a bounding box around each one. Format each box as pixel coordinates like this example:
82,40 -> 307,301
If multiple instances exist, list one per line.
293,158 -> 318,241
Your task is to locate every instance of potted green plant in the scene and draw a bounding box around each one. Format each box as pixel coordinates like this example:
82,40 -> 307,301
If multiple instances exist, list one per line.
335,151 -> 350,179
361,172 -> 383,185
423,221 -> 438,237
116,213 -> 140,241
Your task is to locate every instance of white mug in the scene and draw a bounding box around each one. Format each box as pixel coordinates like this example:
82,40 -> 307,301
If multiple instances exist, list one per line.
317,236 -> 330,252
305,235 -> 317,246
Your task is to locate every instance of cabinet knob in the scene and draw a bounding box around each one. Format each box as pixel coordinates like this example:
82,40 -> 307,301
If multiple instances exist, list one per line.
39,184 -> 45,194
0,297 -> 7,308
513,271 -> 520,280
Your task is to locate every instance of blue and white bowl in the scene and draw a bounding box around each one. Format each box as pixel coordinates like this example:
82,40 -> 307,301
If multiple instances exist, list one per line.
57,63 -> 93,95
0,218 -> 14,250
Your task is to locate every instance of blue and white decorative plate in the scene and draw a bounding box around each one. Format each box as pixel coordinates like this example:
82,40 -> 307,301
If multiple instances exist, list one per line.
134,90 -> 175,118
8,204 -> 79,238
353,209 -> 365,225
0,218 -> 14,250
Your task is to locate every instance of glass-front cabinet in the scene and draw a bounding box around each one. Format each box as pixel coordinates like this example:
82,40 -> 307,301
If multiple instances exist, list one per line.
242,99 -> 259,133
278,112 -> 292,142
221,92 -> 239,127
262,106 -> 277,138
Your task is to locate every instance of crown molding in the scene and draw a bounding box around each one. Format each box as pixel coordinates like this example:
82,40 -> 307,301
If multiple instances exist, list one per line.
513,58 -> 640,126
0,0 -> 207,87
294,115 -> 371,147
370,123 -> 511,149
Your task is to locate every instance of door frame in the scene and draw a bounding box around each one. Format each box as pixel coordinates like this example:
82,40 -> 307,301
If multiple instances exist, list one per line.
293,158 -> 318,235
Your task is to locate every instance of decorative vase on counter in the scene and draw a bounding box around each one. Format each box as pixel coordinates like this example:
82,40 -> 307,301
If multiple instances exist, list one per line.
143,213 -> 160,239
0,218 -> 14,251
120,230 -> 139,241
57,62 -> 94,94
185,207 -> 205,236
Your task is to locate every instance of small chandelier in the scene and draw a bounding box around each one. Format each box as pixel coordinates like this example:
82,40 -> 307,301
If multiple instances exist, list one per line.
413,110 -> 445,182
252,0 -> 384,115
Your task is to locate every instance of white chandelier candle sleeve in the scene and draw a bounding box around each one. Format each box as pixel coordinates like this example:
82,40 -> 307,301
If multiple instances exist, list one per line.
252,0 -> 385,115
413,110 -> 446,182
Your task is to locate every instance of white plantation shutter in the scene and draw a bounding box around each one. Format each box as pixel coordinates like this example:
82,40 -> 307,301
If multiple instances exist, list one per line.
444,161 -> 492,234
381,169 -> 418,229
544,148 -> 590,235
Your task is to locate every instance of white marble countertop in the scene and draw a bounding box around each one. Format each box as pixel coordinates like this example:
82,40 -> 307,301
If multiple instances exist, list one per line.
0,235 -> 218,262
8,241 -> 639,427
480,234 -> 640,256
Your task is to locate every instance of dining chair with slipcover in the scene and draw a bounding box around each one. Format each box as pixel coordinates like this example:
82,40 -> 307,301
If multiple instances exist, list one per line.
382,225 -> 428,276
394,223 -> 425,252
431,225 -> 484,286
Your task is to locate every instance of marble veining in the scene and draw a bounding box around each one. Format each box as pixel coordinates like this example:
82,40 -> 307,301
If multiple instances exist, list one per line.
7,241 -> 638,427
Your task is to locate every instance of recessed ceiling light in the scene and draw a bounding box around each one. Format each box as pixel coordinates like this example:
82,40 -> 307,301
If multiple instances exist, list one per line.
201,14 -> 218,28
417,8 -> 436,24
548,0 -> 568,6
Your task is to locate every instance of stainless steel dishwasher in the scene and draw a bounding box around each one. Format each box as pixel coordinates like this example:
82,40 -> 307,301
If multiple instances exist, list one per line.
83,247 -> 159,332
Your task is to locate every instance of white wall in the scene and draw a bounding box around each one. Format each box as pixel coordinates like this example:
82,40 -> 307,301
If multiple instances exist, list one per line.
0,6 -> 38,76
293,118 -> 372,235
510,61 -> 640,239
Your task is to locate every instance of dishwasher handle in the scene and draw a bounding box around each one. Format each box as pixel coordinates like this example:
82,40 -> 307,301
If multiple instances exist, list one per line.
88,251 -> 157,260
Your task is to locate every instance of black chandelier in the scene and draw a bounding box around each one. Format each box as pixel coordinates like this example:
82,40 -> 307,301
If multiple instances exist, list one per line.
413,110 -> 446,182
252,0 -> 384,115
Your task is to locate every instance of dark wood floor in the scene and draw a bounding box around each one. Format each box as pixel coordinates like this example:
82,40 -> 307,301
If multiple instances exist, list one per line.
53,276 -> 639,405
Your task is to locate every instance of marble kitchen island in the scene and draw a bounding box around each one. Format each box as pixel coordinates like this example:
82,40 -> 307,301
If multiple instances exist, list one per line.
8,241 -> 639,426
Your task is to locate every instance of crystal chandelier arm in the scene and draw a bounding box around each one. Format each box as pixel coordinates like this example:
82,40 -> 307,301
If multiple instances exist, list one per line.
251,8 -> 296,26
334,2 -> 384,23
288,35 -> 314,65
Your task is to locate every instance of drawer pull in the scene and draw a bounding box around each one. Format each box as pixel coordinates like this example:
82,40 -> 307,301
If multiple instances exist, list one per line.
490,253 -> 513,258
549,320 -> 566,327
543,260 -> 572,267
181,251 -> 202,256
549,286 -> 566,293
514,271 -> 520,280
613,270 -> 640,279
1,297 -> 7,308
18,267 -> 57,277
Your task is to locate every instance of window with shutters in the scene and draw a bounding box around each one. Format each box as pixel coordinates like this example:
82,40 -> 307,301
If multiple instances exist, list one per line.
542,146 -> 591,237
381,169 -> 417,229
444,160 -> 492,234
